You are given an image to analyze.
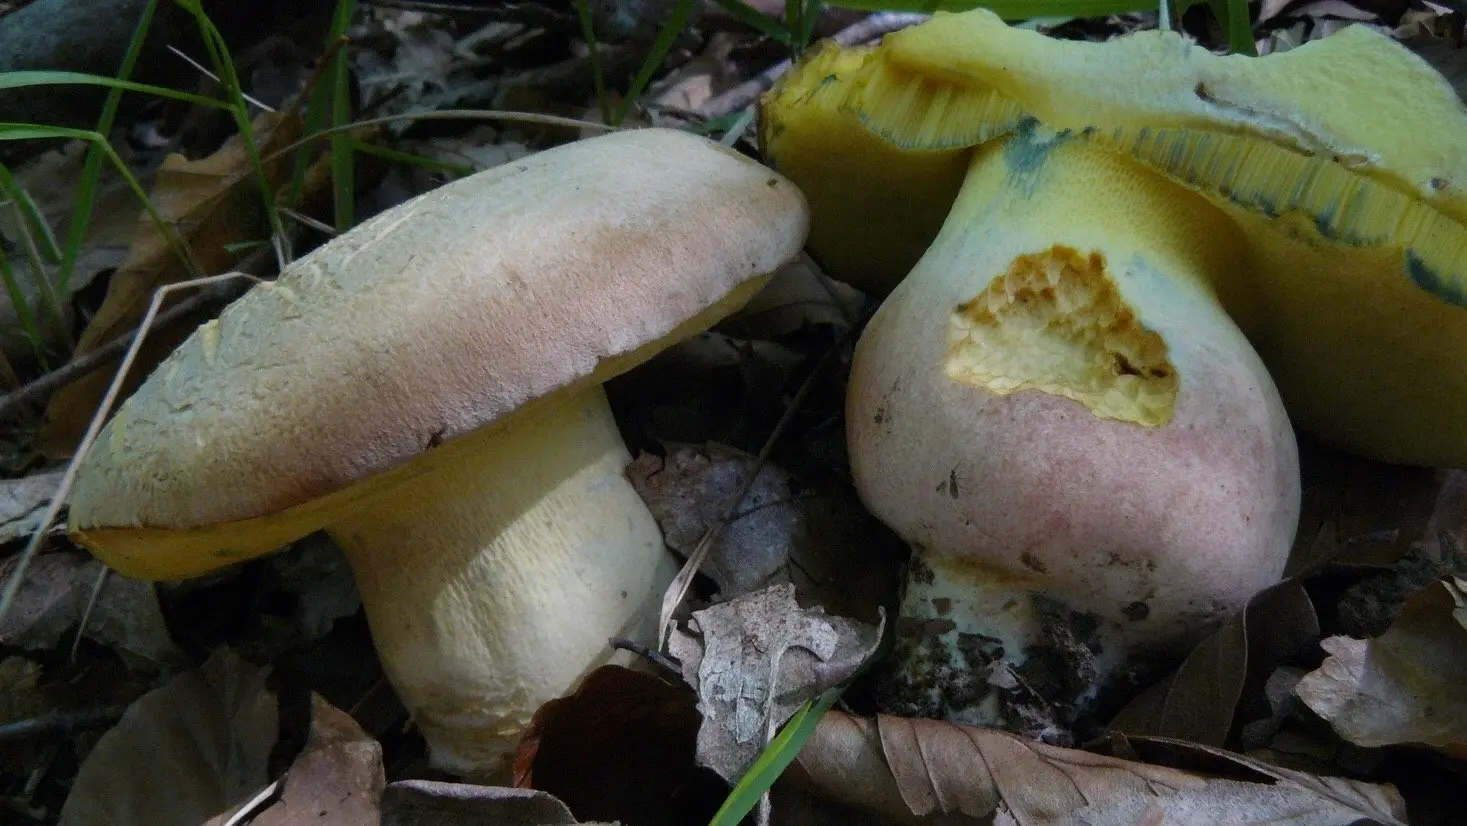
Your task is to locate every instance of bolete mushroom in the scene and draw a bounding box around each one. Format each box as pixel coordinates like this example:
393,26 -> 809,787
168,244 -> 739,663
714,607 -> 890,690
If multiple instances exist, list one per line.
761,9 -> 1467,467
66,128 -> 810,775
849,128 -> 1300,731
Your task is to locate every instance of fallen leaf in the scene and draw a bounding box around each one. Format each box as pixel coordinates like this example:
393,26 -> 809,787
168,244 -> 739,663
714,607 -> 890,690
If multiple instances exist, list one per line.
725,254 -> 865,341
0,469 -> 63,544
58,647 -> 278,826
669,583 -> 882,781
381,781 -> 582,825
1296,578 -> 1467,758
627,444 -> 901,623
269,534 -> 362,641
788,711 -> 1408,826
513,664 -> 721,825
42,109 -> 304,455
0,551 -> 186,669
1109,579 -> 1318,747
237,694 -> 384,826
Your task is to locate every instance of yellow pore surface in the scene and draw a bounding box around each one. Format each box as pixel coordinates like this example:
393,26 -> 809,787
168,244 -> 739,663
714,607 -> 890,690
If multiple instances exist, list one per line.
948,246 -> 1178,427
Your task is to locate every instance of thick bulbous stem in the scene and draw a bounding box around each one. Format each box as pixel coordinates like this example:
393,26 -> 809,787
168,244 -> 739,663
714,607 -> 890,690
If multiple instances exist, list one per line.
328,385 -> 676,777
851,131 -> 1300,732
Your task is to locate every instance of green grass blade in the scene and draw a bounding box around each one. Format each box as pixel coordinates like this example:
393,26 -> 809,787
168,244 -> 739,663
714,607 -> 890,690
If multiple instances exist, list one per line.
0,124 -> 200,278
288,0 -> 356,210
614,0 -> 699,125
351,140 -> 473,176
708,685 -> 845,826
708,0 -> 793,44
329,0 -> 358,231
823,0 -> 1159,18
0,247 -> 49,366
0,70 -> 227,110
1220,0 -> 1256,55
796,0 -> 823,51
56,0 -> 160,301
0,165 -> 61,263
575,0 -> 613,125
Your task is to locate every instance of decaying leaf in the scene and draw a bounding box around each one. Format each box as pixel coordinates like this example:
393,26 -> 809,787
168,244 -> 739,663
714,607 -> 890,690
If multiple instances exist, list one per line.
725,254 -> 865,341
0,551 -> 186,669
58,648 -> 277,826
669,583 -> 882,781
42,109 -> 305,455
514,664 -> 718,825
381,781 -> 584,826
0,469 -> 64,545
1109,579 -> 1318,747
627,444 -> 900,622
1296,578 -> 1467,758
788,711 -> 1408,826
236,694 -> 384,826
269,535 -> 362,641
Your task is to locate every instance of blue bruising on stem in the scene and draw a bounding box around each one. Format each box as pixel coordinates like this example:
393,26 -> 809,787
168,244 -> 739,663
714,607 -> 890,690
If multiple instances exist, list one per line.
1001,118 -> 1072,198
1407,253 -> 1467,308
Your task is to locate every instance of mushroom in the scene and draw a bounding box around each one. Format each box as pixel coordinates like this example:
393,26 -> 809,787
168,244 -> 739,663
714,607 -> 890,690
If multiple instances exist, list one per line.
66,128 -> 810,776
761,9 -> 1467,467
849,129 -> 1300,731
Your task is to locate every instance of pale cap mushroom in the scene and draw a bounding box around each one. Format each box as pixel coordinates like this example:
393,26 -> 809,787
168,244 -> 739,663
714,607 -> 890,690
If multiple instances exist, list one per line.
66,128 -> 810,776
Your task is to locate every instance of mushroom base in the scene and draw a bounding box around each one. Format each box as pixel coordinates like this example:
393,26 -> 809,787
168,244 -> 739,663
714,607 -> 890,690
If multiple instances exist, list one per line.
874,553 -> 1156,742
326,385 -> 676,779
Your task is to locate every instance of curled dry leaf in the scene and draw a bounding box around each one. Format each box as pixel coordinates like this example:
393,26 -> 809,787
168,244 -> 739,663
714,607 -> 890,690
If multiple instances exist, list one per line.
58,648 -> 277,826
626,444 -> 900,622
726,254 -> 865,341
0,469 -> 64,545
668,583 -> 882,781
235,693 -> 384,826
788,711 -> 1407,826
381,781 -> 582,826
0,551 -> 185,669
513,664 -> 719,825
1296,578 -> 1467,758
1109,579 -> 1318,747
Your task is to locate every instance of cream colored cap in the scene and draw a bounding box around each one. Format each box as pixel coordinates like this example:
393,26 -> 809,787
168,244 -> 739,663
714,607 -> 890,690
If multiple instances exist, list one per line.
69,128 -> 809,562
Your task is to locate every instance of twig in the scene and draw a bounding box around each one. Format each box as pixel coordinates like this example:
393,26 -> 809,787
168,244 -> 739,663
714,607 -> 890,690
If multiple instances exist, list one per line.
68,561 -> 109,663
698,12 -> 930,120
656,332 -> 851,649
0,705 -> 127,740
608,636 -> 682,678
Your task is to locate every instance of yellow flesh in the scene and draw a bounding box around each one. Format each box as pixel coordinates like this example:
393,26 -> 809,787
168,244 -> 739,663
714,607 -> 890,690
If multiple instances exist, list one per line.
948,246 -> 1178,427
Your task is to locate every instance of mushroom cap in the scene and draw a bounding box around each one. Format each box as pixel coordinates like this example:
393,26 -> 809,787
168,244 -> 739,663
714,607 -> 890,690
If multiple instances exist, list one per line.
760,10 -> 1467,466
68,128 -> 810,578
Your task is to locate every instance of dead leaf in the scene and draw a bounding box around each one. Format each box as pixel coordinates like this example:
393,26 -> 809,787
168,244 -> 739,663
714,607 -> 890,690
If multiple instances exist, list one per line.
240,693 -> 384,826
1296,578 -> 1467,758
513,664 -> 719,825
669,583 -> 882,781
381,781 -> 581,825
1109,579 -> 1318,747
788,711 -> 1408,825
0,551 -> 186,669
627,444 -> 901,623
269,535 -> 362,641
0,468 -> 63,544
725,254 -> 865,341
58,648 -> 278,826
42,109 -> 304,455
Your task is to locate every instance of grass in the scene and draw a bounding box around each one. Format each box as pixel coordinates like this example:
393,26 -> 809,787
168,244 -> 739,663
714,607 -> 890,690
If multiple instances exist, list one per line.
0,0 -> 1260,820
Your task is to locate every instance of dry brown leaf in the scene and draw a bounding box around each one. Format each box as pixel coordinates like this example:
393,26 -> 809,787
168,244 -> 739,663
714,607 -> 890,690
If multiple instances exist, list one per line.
513,664 -> 718,824
0,468 -> 63,545
0,551 -> 185,669
381,781 -> 586,825
1296,578 -> 1467,758
627,445 -> 900,623
669,583 -> 882,781
1109,579 -> 1318,746
58,648 -> 278,826
726,254 -> 865,341
42,109 -> 304,455
241,694 -> 384,826
789,711 -> 1407,826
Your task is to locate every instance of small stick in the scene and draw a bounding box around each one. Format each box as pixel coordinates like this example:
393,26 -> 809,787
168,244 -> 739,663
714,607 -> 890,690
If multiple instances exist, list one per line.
608,636 -> 682,678
697,12 -> 930,120
0,705 -> 127,740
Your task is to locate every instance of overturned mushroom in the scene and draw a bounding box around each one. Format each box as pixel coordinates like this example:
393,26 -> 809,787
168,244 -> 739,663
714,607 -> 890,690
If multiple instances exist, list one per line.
762,9 -> 1467,467
67,128 -> 810,776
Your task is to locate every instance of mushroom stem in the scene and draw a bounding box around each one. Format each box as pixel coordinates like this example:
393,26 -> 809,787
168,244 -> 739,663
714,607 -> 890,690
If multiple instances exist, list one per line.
326,385 -> 675,778
853,129 -> 1298,734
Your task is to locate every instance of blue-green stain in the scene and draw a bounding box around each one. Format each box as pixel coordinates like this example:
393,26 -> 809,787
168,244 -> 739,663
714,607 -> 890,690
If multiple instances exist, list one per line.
1002,118 -> 1069,197
1407,252 -> 1467,308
